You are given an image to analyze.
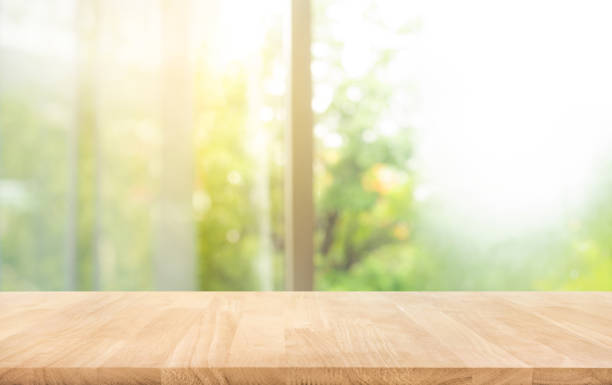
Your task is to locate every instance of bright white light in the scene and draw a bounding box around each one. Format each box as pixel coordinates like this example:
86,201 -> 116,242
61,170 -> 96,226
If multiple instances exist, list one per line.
324,133 -> 344,148
312,42 -> 332,58
346,86 -> 363,102
362,130 -> 377,143
227,171 -> 242,185
259,107 -> 275,122
311,60 -> 331,81
413,185 -> 431,202
312,84 -> 334,113
411,0 -> 612,227
379,119 -> 399,137
201,0 -> 282,72
315,123 -> 344,148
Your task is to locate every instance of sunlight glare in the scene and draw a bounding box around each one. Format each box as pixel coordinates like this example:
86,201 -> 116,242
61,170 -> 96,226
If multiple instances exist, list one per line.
412,0 -> 612,227
201,0 -> 282,72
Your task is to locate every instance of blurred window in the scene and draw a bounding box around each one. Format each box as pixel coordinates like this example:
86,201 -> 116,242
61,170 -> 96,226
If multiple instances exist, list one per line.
313,0 -> 612,290
0,0 -> 286,290
2,0 -> 612,291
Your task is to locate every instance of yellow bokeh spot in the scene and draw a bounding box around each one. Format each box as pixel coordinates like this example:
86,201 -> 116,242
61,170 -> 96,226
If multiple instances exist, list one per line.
393,223 -> 411,240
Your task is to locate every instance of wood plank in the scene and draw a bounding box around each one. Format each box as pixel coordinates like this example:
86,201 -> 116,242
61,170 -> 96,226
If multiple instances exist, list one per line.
0,292 -> 610,384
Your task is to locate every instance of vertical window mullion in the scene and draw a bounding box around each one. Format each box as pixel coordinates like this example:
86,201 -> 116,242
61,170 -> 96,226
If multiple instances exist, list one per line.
285,0 -> 313,291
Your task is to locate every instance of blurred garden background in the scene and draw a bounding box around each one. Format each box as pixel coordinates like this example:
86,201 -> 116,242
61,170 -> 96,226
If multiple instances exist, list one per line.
1,0 -> 612,290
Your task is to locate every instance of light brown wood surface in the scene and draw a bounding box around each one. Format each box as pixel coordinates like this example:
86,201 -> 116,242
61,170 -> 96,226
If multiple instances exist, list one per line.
0,292 -> 611,385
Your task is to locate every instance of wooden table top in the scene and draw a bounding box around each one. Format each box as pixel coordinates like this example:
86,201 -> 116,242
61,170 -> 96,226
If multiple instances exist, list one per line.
0,292 -> 611,385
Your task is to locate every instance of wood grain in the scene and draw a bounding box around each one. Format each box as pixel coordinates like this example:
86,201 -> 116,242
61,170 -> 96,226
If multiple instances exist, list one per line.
0,292 -> 611,385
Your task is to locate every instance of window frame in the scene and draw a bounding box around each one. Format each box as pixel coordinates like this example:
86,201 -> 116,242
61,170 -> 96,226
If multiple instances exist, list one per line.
285,0 -> 314,291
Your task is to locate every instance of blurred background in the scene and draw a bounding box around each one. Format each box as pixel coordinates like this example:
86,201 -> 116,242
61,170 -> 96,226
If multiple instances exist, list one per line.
1,0 -> 612,291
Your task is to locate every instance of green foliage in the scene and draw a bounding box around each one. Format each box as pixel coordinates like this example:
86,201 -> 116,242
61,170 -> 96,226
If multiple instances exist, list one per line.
194,70 -> 260,290
0,95 -> 69,290
2,0 -> 612,291
193,36 -> 285,290
313,0 -> 418,289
